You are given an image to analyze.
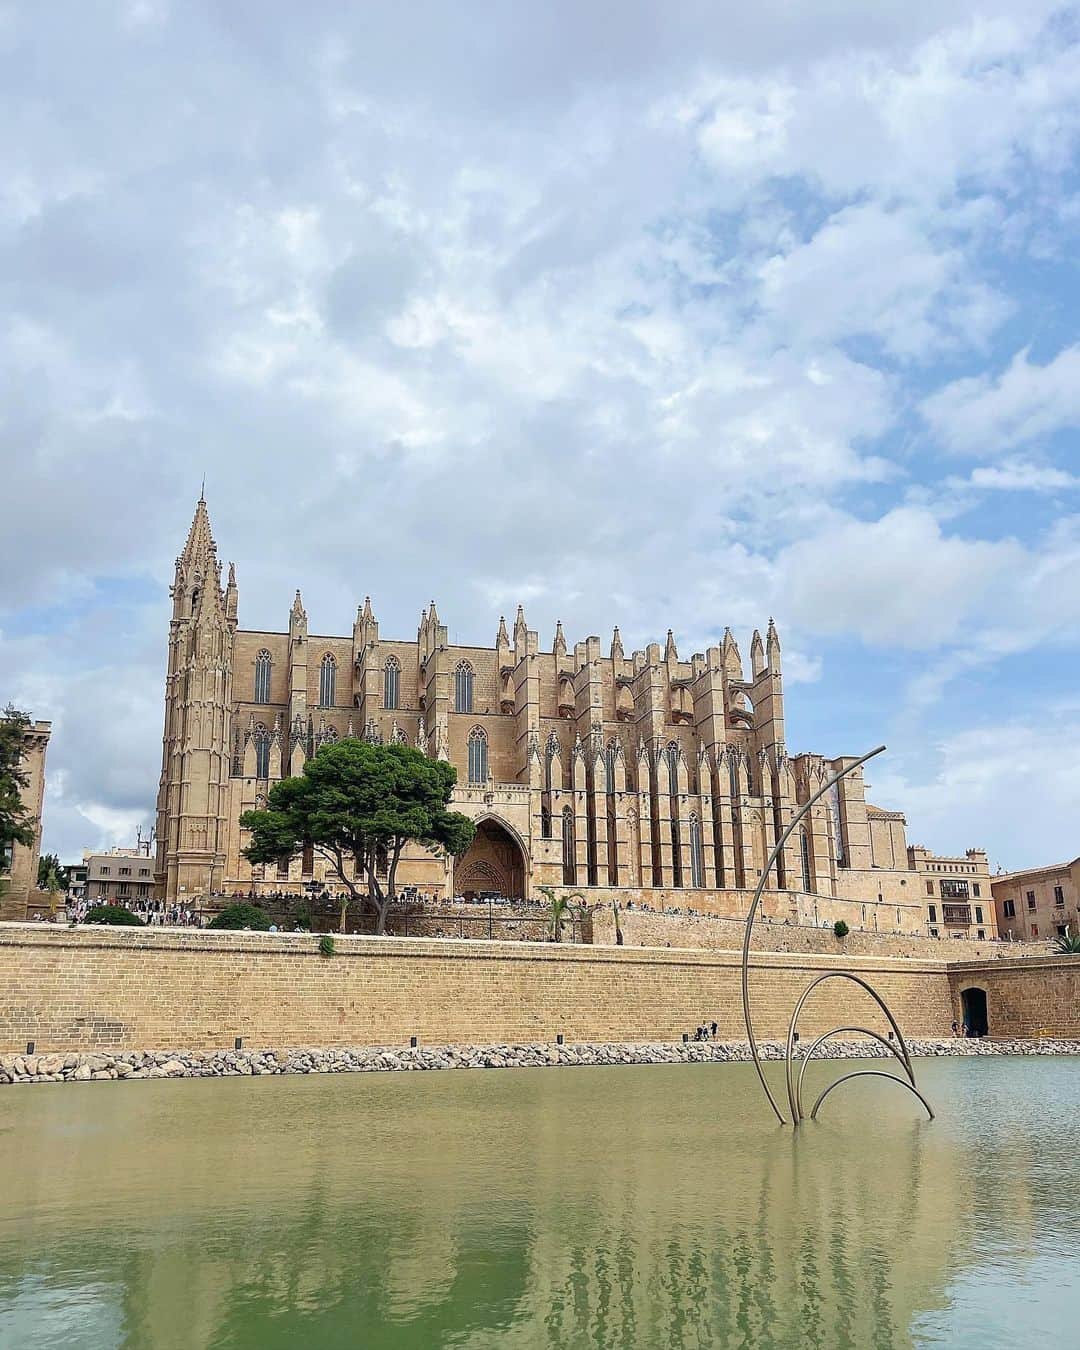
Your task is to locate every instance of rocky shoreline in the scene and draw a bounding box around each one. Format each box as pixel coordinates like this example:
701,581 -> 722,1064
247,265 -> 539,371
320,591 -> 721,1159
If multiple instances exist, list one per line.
2,1037 -> 1078,1085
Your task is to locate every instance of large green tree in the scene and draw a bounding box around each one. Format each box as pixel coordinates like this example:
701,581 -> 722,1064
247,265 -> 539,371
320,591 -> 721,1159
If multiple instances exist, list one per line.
37,852 -> 69,892
240,739 -> 476,934
0,706 -> 36,871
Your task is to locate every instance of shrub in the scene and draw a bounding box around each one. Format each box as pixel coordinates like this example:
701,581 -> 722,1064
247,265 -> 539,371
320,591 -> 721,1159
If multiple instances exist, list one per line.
318,934 -> 335,958
85,904 -> 145,927
293,901 -> 313,931
833,920 -> 850,939
208,903 -> 271,931
1053,927 -> 1080,954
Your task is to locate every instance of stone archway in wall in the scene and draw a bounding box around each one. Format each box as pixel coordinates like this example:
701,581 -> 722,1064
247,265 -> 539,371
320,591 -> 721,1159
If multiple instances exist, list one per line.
454,817 -> 527,901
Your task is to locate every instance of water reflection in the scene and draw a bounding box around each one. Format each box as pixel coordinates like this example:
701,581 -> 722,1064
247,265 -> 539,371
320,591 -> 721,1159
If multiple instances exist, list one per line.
0,1057 -> 1078,1348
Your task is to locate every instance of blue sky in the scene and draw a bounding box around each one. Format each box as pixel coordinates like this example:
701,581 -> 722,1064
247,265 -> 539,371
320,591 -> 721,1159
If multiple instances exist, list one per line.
1,1 -> 1079,870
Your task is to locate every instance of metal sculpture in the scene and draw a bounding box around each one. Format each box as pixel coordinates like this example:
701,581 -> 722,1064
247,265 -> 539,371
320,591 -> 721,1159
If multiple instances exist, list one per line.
740,745 -> 934,1125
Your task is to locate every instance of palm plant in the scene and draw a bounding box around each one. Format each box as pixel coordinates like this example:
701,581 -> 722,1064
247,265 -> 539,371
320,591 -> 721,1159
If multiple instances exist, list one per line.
537,886 -> 585,943
1052,925 -> 1080,954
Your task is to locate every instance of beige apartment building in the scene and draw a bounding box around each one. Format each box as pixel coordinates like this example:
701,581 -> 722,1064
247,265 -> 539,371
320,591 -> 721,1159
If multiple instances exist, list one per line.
993,858 -> 1080,942
907,845 -> 997,941
83,847 -> 155,908
152,495 -> 993,936
0,714 -> 50,921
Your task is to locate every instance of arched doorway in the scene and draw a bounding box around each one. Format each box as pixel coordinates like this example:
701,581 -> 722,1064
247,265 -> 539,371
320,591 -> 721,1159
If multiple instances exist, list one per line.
960,986 -> 989,1038
454,817 -> 527,901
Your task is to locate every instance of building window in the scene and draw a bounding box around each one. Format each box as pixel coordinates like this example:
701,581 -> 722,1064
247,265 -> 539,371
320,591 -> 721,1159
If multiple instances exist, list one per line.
1027,892 -> 1036,911
1003,898 -> 1015,918
800,827 -> 812,893
1054,885 -> 1065,906
254,649 -> 272,704
139,867 -> 149,877
467,726 -> 488,784
383,657 -> 401,710
118,882 -> 129,896
926,880 -> 935,896
975,905 -> 983,924
973,882 -> 980,898
254,723 -> 270,779
455,661 -> 474,714
1031,924 -> 1038,937
1057,924 -> 1068,938
941,879 -> 970,899
977,929 -> 985,940
318,654 -> 336,706
929,927 -> 939,937
928,904 -> 937,923
562,807 -> 576,885
541,803 -> 552,839
119,867 -> 131,876
688,814 -> 705,888
100,867 -> 110,876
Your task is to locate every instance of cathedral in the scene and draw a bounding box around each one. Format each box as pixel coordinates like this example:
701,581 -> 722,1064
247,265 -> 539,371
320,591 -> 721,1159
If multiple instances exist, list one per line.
154,496 -> 935,932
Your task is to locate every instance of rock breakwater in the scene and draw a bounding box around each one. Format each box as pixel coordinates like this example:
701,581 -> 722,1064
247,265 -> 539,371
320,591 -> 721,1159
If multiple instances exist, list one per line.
2,1037 -> 1078,1085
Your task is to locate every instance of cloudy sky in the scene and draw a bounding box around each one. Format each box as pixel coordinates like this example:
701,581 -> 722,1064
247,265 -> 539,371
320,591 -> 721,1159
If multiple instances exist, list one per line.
2,1 -> 1079,871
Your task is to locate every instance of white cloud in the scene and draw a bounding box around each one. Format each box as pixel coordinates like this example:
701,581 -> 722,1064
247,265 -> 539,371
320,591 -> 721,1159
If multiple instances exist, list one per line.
921,345 -> 1080,454
967,459 -> 1080,492
775,508 -> 1024,646
871,707 -> 1080,871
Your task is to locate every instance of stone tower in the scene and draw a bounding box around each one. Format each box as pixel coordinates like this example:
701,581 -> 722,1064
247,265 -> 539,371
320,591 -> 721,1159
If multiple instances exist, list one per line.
153,493 -> 235,899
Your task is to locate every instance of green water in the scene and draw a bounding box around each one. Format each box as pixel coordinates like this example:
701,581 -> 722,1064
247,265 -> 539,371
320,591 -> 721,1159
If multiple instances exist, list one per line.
0,1057 -> 1078,1348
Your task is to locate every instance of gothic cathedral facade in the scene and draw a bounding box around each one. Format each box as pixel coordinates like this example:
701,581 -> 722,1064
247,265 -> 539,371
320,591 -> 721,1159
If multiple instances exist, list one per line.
154,496 -> 933,932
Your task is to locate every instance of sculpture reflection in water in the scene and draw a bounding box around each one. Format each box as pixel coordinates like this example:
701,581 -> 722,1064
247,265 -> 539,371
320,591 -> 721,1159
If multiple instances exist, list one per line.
740,744 -> 935,1126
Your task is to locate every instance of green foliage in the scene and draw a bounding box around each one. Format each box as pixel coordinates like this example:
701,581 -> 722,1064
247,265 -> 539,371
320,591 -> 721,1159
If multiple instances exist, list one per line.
538,885 -> 582,943
241,740 -> 476,934
86,904 -> 146,927
0,706 -> 36,866
292,900 -> 313,931
833,920 -> 850,939
318,934 -> 336,958
1052,926 -> 1080,954
38,852 -> 69,892
208,903 -> 272,931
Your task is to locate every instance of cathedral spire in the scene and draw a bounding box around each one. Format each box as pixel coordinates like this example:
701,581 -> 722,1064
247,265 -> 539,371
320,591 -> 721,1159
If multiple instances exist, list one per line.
766,617 -> 781,672
179,493 -> 217,570
514,604 -> 528,642
497,615 -> 509,646
665,629 -> 678,663
750,628 -> 765,677
554,620 -> 567,660
291,589 -> 305,619
610,626 -> 624,662
362,595 -> 374,622
722,626 -> 743,681
225,562 -> 238,624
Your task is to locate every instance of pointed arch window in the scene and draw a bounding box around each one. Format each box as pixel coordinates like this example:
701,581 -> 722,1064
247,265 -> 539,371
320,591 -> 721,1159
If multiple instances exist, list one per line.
467,725 -> 488,784
319,653 -> 336,707
254,650 -> 272,704
254,723 -> 271,780
605,740 -> 619,793
689,813 -> 705,888
384,656 -> 400,710
562,806 -> 576,885
800,826 -> 813,893
455,661 -> 474,714
665,741 -> 680,792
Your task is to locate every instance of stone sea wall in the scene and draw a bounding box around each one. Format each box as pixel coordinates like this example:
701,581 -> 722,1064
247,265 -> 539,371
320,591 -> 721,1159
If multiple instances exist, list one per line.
1,924 -> 1076,1057
3,1038 -> 1078,1086
0,923 -> 957,1052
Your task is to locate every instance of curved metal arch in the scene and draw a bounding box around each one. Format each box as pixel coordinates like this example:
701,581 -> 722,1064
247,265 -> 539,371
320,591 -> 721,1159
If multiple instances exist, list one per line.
741,745 -> 886,1124
784,970 -> 917,1124
810,1070 -> 934,1122
793,1025 -> 912,1122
